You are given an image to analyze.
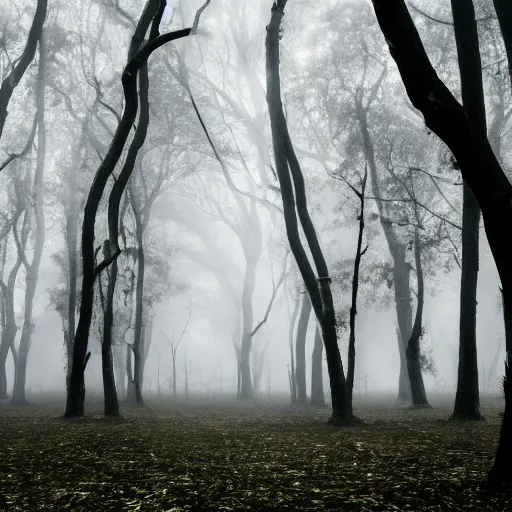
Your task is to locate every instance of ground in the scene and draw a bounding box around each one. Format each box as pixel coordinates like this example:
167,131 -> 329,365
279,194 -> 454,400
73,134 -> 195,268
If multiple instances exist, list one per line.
0,393 -> 511,511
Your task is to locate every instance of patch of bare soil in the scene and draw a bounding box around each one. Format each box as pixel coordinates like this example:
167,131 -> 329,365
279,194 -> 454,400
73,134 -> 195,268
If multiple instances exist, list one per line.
0,394 -> 510,510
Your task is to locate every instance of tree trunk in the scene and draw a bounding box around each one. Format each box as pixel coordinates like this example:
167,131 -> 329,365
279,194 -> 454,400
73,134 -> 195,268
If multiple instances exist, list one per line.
0,0 -> 47,141
0,258 -> 22,399
310,325 -> 325,406
288,292 -> 300,404
266,2 -> 352,424
358,101 -> 413,402
449,0 -> 486,421
114,344 -> 126,400
492,0 -> 512,87
452,183 -> 482,419
12,34 -> 47,406
65,3 -> 196,417
295,292 -> 311,404
405,227 -> 430,408
101,261 -> 119,416
370,0 -> 512,483
239,255 -> 257,400
126,346 -> 136,403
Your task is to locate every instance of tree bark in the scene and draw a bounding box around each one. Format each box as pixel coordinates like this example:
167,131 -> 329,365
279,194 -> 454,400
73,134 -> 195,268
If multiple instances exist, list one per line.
295,292 -> 311,404
369,0 -> 512,483
310,325 -> 325,406
450,0 -> 486,422
266,1 -> 351,424
12,34 -> 47,405
0,0 -> 47,141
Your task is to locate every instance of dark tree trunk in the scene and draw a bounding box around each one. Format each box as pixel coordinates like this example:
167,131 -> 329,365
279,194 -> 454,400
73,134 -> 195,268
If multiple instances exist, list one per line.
12,34 -> 47,406
65,1 -> 197,417
453,184 -> 482,419
126,347 -> 136,403
405,228 -> 430,408
0,0 -> 47,141
450,0 -> 486,422
346,170 -> 367,406
266,1 -> 351,424
310,326 -> 325,406
295,292 -> 311,404
102,262 -> 120,416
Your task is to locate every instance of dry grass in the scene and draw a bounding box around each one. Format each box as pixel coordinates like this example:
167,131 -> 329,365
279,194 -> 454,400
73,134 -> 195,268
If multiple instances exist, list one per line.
0,393 -> 510,510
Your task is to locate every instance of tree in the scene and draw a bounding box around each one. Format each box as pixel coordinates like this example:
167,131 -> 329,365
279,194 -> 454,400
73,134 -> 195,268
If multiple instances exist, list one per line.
450,0 -> 487,421
369,0 -> 512,486
11,32 -> 47,405
266,0 -> 352,424
65,0 -> 210,417
0,0 -> 47,141
310,325 -> 325,406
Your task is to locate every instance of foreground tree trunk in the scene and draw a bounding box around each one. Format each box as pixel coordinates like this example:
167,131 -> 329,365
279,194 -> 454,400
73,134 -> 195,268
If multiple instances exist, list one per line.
369,0 -> 512,485
295,292 -> 311,404
267,1 -> 352,424
12,34 -> 47,405
288,292 -> 300,404
239,251 -> 258,399
310,326 -> 325,406
0,0 -> 47,141
450,0 -> 486,421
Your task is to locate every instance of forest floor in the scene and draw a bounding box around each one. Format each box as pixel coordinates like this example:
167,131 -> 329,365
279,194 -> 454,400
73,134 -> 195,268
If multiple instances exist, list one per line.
0,393 -> 510,511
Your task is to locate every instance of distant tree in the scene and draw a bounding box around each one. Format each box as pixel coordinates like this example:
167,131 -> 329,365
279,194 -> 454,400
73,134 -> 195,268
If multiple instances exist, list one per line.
65,0 -> 210,417
0,0 -> 47,141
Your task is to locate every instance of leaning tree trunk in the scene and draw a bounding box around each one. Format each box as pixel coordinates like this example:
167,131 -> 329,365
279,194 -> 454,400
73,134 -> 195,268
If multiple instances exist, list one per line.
12,34 -> 47,405
0,0 -> 47,141
450,0 -> 486,421
295,292 -> 311,404
310,325 -> 325,406
266,1 -> 351,424
65,0 -> 204,417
